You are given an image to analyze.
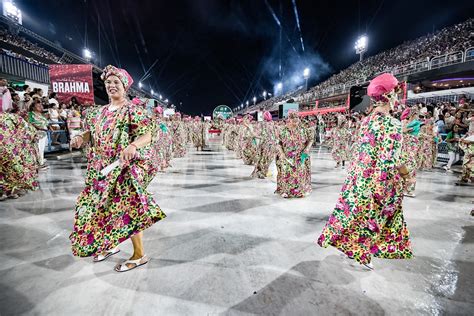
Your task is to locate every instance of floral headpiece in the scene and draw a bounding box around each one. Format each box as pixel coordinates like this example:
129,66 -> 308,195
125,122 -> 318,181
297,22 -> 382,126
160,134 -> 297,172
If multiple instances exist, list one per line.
101,65 -> 134,91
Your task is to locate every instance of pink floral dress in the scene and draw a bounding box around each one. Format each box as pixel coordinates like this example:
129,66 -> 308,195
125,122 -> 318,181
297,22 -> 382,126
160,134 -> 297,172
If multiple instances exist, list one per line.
317,112 -> 413,264
276,124 -> 312,198
70,103 -> 166,257
0,113 -> 39,194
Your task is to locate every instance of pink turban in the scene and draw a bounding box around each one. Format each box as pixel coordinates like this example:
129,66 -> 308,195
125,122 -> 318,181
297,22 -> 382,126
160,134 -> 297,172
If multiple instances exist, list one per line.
155,106 -> 163,114
175,112 -> 181,117
263,111 -> 272,122
367,73 -> 398,98
101,65 -> 134,90
132,97 -> 142,105
400,108 -> 411,120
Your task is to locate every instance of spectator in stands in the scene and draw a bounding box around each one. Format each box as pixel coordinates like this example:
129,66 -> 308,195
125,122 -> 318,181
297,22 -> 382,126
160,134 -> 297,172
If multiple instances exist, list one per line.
59,103 -> 69,121
444,112 -> 455,131
49,92 -> 59,107
0,78 -> 12,112
28,99 -> 49,170
435,114 -> 446,133
443,125 -> 462,171
48,103 -> 61,145
67,110 -> 82,139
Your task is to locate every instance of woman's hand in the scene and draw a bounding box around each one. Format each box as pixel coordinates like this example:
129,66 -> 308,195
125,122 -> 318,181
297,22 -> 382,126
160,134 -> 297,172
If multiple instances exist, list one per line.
120,144 -> 137,163
70,136 -> 84,149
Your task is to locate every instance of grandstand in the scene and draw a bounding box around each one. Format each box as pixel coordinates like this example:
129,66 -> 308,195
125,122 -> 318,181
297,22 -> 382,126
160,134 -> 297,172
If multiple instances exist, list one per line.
0,15 -> 165,106
240,18 -> 474,115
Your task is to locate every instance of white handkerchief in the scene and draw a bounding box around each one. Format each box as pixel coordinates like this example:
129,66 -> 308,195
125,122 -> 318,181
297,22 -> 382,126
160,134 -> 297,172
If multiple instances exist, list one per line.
101,160 -> 121,176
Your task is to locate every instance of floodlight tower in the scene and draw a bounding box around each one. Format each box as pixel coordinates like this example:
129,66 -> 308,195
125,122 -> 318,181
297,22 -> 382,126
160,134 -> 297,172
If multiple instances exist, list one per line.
303,68 -> 310,91
355,35 -> 368,61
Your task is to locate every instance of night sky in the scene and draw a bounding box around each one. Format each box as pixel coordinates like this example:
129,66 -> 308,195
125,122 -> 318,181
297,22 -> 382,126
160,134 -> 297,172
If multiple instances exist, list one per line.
14,0 -> 474,114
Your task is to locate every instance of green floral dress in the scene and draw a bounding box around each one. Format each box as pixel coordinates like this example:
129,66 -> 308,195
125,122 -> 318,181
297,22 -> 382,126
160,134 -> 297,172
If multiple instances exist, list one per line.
0,113 -> 39,193
70,103 -> 166,257
276,124 -> 313,198
317,112 -> 413,264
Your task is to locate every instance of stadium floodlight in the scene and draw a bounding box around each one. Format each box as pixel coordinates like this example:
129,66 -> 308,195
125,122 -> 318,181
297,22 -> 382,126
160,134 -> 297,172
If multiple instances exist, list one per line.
303,68 -> 310,79
151,89 -> 154,95
253,96 -> 257,105
139,82 -> 143,88
165,99 -> 169,103
354,35 -> 368,61
303,68 -> 310,90
246,101 -> 249,107
263,91 -> 267,100
3,1 -> 22,24
83,48 -> 92,61
159,94 -> 163,100
241,103 -> 243,108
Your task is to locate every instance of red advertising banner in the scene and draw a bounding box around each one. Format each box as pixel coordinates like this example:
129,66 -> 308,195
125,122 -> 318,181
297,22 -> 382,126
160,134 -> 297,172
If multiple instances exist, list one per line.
49,64 -> 94,104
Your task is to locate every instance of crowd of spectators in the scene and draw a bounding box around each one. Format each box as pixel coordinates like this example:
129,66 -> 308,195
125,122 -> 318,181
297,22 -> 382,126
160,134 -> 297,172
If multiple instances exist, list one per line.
0,28 -> 62,63
1,48 -> 49,67
244,18 -> 474,113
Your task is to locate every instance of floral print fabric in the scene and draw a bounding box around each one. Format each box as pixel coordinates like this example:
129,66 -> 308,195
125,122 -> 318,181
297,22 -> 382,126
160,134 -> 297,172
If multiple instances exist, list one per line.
252,122 -> 277,178
0,113 -> 39,193
70,103 -> 166,257
317,112 -> 413,264
276,124 -> 312,198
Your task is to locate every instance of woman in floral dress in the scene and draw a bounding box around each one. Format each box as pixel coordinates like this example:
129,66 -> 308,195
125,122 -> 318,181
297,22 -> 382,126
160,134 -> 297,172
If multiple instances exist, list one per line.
400,108 -> 421,197
171,113 -> 187,158
0,112 -> 39,200
417,120 -> 435,170
275,112 -> 313,198
69,65 -> 166,272
240,115 -> 259,165
331,116 -> 351,168
317,73 -> 413,270
252,111 -> 277,178
152,106 -> 171,171
192,116 -> 205,150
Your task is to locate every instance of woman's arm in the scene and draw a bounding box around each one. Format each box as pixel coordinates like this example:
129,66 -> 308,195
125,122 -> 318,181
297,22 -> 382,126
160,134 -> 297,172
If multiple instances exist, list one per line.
121,131 -> 152,162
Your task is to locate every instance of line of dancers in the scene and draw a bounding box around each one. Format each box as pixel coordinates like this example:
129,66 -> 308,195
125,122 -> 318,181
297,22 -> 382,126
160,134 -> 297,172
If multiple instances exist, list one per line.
2,67 -> 472,272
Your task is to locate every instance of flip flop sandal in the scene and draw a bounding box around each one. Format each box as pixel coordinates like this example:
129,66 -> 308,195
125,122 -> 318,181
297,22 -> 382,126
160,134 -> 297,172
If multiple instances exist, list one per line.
114,255 -> 148,273
93,248 -> 120,262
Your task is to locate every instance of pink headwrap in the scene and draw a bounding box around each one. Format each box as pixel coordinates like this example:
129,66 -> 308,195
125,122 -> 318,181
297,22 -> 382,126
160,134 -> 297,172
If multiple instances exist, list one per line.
155,106 -> 163,114
367,73 -> 398,100
400,108 -> 411,120
263,111 -> 272,122
132,97 -> 142,105
175,112 -> 182,117
101,65 -> 134,91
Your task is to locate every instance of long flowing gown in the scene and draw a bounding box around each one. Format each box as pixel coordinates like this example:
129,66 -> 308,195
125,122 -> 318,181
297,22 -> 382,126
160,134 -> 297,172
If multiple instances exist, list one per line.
276,124 -> 312,198
0,112 -> 39,194
240,124 -> 259,165
317,111 -> 413,265
252,122 -> 277,178
70,103 -> 166,257
331,126 -> 352,163
171,120 -> 187,158
400,120 -> 419,195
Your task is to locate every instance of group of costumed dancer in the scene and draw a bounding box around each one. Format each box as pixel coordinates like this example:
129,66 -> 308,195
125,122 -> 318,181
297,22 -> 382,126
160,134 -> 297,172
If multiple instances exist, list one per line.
1,67 -> 473,272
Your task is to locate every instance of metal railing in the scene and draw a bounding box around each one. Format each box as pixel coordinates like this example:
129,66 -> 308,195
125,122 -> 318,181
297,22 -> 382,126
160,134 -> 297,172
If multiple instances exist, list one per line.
0,51 -> 50,83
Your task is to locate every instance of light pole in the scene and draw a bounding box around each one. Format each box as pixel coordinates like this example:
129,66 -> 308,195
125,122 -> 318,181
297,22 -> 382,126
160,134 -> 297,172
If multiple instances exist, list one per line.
263,91 -> 267,100
303,68 -> 310,91
354,35 -> 368,61
83,48 -> 92,62
246,101 -> 249,108
253,96 -> 257,105
276,82 -> 283,95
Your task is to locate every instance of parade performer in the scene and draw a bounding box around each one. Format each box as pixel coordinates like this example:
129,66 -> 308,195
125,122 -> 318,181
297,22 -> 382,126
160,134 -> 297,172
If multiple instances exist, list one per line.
0,112 -> 39,200
69,65 -> 166,272
418,119 -> 435,170
317,73 -> 413,270
251,111 -> 277,178
192,116 -> 205,151
331,115 -> 351,168
240,114 -> 259,165
275,111 -> 313,198
171,113 -> 187,158
400,107 -> 421,197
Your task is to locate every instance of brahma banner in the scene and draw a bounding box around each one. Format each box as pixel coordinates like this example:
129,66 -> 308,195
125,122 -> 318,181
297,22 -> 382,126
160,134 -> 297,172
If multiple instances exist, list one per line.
49,64 -> 94,104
